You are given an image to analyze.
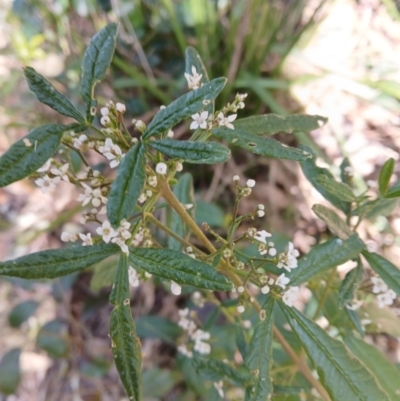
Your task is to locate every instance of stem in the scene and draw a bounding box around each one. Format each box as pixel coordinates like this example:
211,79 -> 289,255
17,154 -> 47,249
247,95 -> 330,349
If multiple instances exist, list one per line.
63,142 -> 90,167
160,177 -> 331,401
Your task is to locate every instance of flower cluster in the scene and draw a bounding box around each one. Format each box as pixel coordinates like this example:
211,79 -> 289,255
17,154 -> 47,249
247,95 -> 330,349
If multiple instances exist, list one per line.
35,159 -> 70,193
190,110 -> 237,131
177,308 -> 211,357
98,138 -> 124,169
371,277 -> 397,308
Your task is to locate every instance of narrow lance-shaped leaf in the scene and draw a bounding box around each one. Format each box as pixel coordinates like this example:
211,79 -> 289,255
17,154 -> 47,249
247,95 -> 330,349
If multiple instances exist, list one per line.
338,259 -> 363,308
288,235 -> 365,286
344,334 -> 400,401
212,127 -> 310,161
378,158 -> 395,196
0,123 -> 74,188
0,348 -> 21,395
0,243 -> 119,279
149,139 -> 230,164
80,23 -> 118,122
384,180 -> 400,199
167,173 -> 195,251
109,255 -> 142,401
233,114 -> 327,135
339,157 -> 352,185
24,67 -> 85,123
312,204 -> 353,239
279,301 -> 390,401
107,142 -> 147,227
362,251 -> 400,295
235,316 -> 248,361
314,175 -> 356,202
129,248 -> 232,291
185,47 -> 213,114
142,77 -> 226,139
299,145 -> 350,213
245,296 -> 274,401
192,357 -> 253,386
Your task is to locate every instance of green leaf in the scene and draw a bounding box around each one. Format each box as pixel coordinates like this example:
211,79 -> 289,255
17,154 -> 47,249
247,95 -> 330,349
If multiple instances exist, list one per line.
24,67 -> 85,123
193,357 -> 253,386
8,300 -> 39,328
129,248 -> 232,291
0,243 -> 119,279
142,77 -> 226,139
279,302 -> 390,401
149,139 -> 230,164
312,204 -> 353,239
299,145 -> 350,213
338,260 -> 363,308
107,142 -> 146,227
344,334 -> 400,401
0,348 -> 21,395
185,47 -> 212,114
109,255 -> 142,401
235,317 -> 248,360
136,316 -> 182,343
339,157 -> 352,185
385,180 -> 400,199
167,173 -> 195,251
354,198 -> 398,219
288,235 -> 365,286
142,368 -> 175,398
36,319 -> 69,358
378,158 -> 395,196
362,251 -> 400,295
233,114 -> 327,135
80,23 -> 118,122
0,124 -> 71,187
245,296 -> 274,401
211,127 -> 310,161
314,175 -> 356,202
195,200 -> 226,228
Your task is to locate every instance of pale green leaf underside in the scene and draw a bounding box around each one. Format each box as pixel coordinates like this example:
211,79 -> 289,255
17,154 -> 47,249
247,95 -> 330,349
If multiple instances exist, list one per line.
233,114 -> 327,135
245,296 -> 274,401
300,145 -> 350,213
280,302 -> 390,401
362,251 -> 400,295
312,204 -> 353,239
149,139 -> 230,164
344,334 -> 400,401
142,77 -> 227,139
24,67 -> 85,123
288,235 -> 365,286
167,173 -> 195,251
0,123 -> 75,187
185,47 -> 213,115
211,127 -> 310,161
129,248 -> 232,291
107,142 -> 147,227
0,244 -> 119,279
314,175 -> 356,202
80,23 -> 118,120
192,357 -> 253,386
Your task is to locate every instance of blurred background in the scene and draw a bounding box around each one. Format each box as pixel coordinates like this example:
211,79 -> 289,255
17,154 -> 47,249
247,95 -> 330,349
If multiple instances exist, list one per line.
0,0 -> 399,400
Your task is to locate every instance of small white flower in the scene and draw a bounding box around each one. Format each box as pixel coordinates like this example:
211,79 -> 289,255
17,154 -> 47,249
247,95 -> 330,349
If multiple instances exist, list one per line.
138,193 -> 147,203
37,158 -> 53,173
100,107 -> 109,116
177,344 -> 193,358
100,116 -> 111,126
377,290 -> 397,308
128,266 -> 140,287
193,340 -> 211,355
277,242 -> 299,272
96,220 -> 117,243
371,277 -> 388,294
73,134 -> 87,149
79,233 -> 93,246
246,179 -> 256,188
116,102 -> 126,113
167,130 -> 174,138
217,112 -> 237,130
35,175 -> 60,193
148,176 -> 158,187
98,138 -> 114,155
268,248 -> 277,256
282,286 -> 299,307
257,210 -> 265,217
50,163 -> 69,182
171,281 -> 182,295
156,162 -> 167,175
276,273 -> 290,289
257,204 -> 265,210
261,285 -> 270,294
184,66 -> 202,90
237,305 -> 245,314
237,286 -> 244,293
190,111 -> 209,130
176,162 -> 183,172
233,175 -> 240,182
254,230 -> 272,244
112,237 -> 129,255
103,142 -> 124,169
61,231 -> 77,242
